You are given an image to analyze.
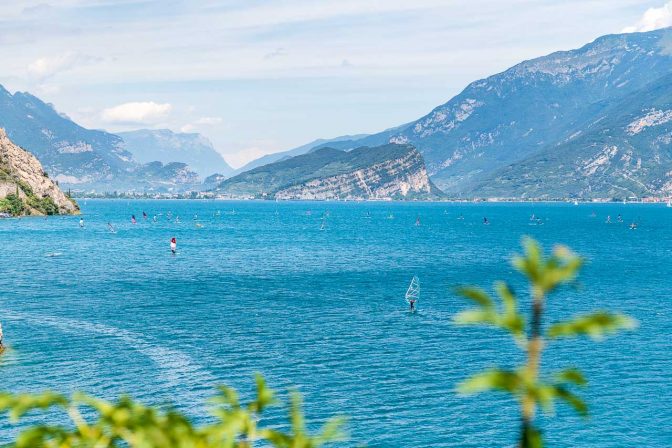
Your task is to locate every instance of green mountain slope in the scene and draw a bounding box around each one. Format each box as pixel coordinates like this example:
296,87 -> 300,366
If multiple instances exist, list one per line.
215,144 -> 443,200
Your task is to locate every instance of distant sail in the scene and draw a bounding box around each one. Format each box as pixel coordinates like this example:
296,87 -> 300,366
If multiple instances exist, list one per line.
405,276 -> 420,303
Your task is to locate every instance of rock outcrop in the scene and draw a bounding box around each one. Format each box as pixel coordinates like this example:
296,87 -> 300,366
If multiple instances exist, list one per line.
0,128 -> 78,215
215,144 -> 444,200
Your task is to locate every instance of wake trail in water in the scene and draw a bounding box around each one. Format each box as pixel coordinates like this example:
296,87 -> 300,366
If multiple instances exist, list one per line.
3,310 -> 216,399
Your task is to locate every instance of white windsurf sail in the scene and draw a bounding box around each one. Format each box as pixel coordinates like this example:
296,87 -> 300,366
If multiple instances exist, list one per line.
405,276 -> 420,303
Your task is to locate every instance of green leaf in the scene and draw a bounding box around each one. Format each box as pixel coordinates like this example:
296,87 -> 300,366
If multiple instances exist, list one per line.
553,368 -> 587,386
455,286 -> 494,309
548,312 -> 637,340
453,309 -> 499,326
495,281 -> 516,316
250,373 -> 276,413
554,386 -> 588,418
457,369 -> 522,395
521,425 -> 544,448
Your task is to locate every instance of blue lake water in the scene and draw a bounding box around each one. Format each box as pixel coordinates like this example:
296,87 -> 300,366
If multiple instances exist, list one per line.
0,200 -> 670,447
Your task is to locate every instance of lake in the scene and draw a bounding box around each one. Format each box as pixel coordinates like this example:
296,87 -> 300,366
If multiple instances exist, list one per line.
0,200 -> 670,446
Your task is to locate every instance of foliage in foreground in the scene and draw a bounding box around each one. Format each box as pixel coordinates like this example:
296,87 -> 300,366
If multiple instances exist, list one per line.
454,237 -> 637,447
0,375 -> 345,447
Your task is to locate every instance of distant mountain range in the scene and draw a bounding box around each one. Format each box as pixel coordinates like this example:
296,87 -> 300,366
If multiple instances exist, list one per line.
216,143 -> 443,200
238,28 -> 672,199
0,85 -> 133,188
0,86 -> 218,192
118,129 -> 233,179
5,28 -> 672,199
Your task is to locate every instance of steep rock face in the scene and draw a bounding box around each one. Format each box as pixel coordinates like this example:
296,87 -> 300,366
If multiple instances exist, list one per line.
274,149 -> 438,200
216,144 -> 443,200
0,128 -> 78,215
118,129 -> 234,178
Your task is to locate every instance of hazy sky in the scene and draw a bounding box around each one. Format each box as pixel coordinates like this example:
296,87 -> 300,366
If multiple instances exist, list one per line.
0,0 -> 670,167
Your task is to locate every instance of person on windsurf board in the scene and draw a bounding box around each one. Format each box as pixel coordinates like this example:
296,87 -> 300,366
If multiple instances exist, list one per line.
79,218 -> 84,228
131,215 -> 137,224
170,237 -> 177,254
405,276 -> 420,313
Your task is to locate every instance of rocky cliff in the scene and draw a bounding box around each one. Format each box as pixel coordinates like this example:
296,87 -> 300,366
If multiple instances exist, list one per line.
0,128 -> 78,215
215,144 -> 443,200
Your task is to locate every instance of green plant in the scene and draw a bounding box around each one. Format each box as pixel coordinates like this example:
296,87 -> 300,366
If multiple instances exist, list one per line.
454,237 -> 636,448
0,375 -> 345,448
0,194 -> 25,216
27,195 -> 59,215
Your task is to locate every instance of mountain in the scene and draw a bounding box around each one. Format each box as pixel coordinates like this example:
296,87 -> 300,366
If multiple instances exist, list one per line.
234,134 -> 369,174
215,143 -> 443,200
0,85 -> 133,186
0,85 -> 201,192
470,73 -> 672,198
0,128 -> 78,215
118,129 -> 233,179
308,28 -> 672,196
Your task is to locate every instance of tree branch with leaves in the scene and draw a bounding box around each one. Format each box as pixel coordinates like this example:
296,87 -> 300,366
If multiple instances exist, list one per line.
454,237 -> 636,448
0,374 -> 346,448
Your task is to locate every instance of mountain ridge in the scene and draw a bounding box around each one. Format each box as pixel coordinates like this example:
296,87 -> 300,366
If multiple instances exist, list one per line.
272,28 -> 672,198
118,129 -> 234,179
215,143 -> 443,200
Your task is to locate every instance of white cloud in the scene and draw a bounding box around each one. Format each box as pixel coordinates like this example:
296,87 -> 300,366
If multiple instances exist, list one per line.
101,101 -> 172,124
27,51 -> 97,80
623,2 -> 672,33
180,124 -> 196,133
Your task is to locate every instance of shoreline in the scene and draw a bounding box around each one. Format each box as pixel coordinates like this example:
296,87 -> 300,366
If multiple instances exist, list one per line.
67,197 -> 672,205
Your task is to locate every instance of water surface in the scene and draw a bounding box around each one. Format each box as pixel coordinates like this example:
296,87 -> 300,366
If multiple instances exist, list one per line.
0,200 -> 670,446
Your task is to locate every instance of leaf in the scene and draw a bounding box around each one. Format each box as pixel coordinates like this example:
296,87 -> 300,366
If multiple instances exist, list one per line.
553,368 -> 587,386
512,238 -> 583,294
457,369 -> 522,395
521,425 -> 544,448
250,373 -> 276,413
513,237 -> 543,282
495,281 -> 516,316
313,416 -> 348,446
554,386 -> 588,418
548,312 -> 637,340
453,309 -> 499,326
455,286 -> 494,309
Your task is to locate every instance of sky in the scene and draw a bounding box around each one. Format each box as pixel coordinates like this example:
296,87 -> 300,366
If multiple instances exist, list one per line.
0,0 -> 671,168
